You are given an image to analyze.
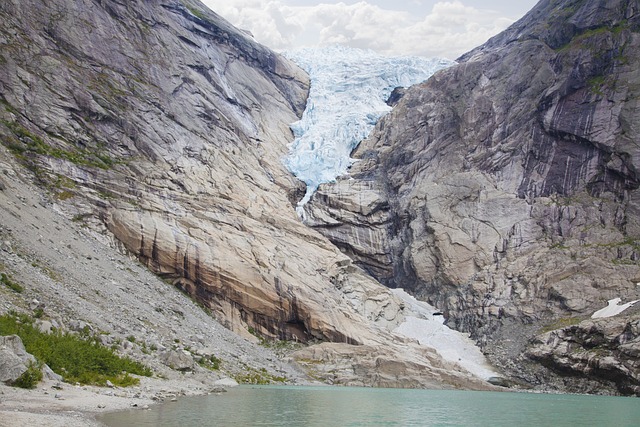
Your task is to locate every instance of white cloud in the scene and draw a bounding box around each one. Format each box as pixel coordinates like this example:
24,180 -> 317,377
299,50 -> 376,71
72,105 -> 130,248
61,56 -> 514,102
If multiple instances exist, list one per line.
201,0 -> 517,59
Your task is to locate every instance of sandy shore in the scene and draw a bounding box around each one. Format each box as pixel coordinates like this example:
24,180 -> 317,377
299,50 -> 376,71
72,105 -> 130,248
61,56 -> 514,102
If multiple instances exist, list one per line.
0,375 -> 229,427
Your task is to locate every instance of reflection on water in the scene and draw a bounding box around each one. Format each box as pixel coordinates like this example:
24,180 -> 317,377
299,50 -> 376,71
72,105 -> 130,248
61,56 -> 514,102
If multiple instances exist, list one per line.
99,385 -> 640,427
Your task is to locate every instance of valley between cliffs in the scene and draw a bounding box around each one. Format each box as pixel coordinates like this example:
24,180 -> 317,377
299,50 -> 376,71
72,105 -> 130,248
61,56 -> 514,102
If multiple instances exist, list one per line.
0,0 -> 497,419
1,2 -> 640,425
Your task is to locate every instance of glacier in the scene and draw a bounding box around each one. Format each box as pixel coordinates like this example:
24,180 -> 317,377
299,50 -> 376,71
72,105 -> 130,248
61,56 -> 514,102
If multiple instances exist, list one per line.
282,45 -> 454,218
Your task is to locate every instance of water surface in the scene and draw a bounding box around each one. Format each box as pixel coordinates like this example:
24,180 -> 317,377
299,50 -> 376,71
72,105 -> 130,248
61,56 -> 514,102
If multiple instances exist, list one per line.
99,385 -> 640,426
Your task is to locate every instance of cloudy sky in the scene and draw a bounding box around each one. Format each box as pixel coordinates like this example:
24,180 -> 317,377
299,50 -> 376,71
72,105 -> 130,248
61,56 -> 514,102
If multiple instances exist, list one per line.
200,0 -> 539,59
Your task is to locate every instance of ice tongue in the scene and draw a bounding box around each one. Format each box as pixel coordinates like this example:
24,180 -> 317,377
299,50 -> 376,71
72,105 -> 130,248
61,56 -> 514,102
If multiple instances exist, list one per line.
282,45 -> 454,219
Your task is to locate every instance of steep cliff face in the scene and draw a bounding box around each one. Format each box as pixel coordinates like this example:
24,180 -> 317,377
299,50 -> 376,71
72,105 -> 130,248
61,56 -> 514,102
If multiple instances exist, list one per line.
0,0 -> 498,389
308,0 -> 640,395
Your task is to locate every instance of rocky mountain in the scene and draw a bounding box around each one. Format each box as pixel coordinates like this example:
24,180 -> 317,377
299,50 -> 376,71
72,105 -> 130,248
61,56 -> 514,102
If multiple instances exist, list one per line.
0,0 -> 497,390
307,0 -> 640,395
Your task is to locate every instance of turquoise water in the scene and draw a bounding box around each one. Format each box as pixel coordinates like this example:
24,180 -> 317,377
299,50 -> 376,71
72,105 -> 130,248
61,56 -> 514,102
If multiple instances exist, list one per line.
99,385 -> 640,426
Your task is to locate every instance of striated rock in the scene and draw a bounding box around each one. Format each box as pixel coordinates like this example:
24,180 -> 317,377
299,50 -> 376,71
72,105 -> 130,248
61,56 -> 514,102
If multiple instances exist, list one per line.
293,341 -> 496,390
0,0 -> 492,388
528,313 -> 640,396
308,0 -> 640,394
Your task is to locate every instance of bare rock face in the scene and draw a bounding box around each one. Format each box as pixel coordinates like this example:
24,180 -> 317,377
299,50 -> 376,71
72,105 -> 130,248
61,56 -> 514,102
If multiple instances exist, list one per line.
0,0 -> 487,388
527,311 -> 640,395
293,341 -> 496,390
0,0 -> 402,345
307,0 -> 640,394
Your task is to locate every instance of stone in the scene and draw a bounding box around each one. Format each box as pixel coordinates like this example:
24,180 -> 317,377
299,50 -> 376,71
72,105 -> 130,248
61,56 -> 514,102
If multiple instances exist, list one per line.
213,377 -> 239,388
42,364 -> 63,382
0,241 -> 11,253
527,316 -> 640,396
37,321 -> 54,334
69,320 -> 92,333
293,342 -> 496,390
7,0 -> 635,394
0,335 -> 37,383
161,350 -> 195,372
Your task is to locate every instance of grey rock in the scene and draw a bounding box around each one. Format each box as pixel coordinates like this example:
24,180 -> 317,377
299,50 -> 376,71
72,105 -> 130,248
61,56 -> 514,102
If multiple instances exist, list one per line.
69,320 -> 92,333
308,0 -> 640,395
37,320 -> 54,334
0,335 -> 39,384
161,350 -> 195,372
0,241 -> 12,253
42,364 -> 63,382
0,348 -> 29,383
213,377 -> 238,388
0,0 -> 488,390
29,299 -> 44,311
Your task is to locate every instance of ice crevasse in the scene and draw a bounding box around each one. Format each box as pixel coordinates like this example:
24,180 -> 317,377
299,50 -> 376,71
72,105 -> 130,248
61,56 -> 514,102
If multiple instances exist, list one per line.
282,45 -> 454,218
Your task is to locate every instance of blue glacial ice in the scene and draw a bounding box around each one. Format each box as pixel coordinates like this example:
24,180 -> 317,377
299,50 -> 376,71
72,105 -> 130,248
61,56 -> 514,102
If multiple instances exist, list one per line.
282,45 -> 454,218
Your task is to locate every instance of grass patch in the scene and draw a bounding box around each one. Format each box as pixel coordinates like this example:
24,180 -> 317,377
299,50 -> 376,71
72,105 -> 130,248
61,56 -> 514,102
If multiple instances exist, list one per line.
1,119 -> 117,170
1,272 -> 24,293
234,365 -> 286,385
184,3 -> 210,21
539,316 -> 582,334
0,312 -> 152,386
197,354 -> 222,371
555,23 -> 628,52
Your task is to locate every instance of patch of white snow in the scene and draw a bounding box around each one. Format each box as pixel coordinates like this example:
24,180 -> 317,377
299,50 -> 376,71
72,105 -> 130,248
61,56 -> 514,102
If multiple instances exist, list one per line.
591,298 -> 639,319
391,289 -> 498,380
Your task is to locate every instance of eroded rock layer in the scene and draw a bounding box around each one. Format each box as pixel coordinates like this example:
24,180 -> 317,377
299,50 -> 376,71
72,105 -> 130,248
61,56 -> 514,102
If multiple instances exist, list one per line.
307,0 -> 640,395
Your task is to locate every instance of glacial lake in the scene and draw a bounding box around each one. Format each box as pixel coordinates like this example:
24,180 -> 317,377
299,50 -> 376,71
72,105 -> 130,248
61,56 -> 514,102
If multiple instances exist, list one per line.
99,385 -> 640,426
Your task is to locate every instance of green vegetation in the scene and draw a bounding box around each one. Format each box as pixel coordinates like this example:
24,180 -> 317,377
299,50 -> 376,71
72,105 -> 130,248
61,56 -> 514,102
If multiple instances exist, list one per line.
184,3 -> 209,21
0,312 -> 152,387
539,316 -> 582,334
1,119 -> 116,170
11,361 -> 43,389
555,23 -> 628,52
234,365 -> 286,385
587,75 -> 606,96
1,272 -> 24,293
197,354 -> 222,371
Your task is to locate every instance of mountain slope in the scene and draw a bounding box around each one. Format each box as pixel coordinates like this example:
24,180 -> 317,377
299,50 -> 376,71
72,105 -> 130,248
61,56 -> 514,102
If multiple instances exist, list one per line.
308,0 -> 640,395
0,0 -> 495,389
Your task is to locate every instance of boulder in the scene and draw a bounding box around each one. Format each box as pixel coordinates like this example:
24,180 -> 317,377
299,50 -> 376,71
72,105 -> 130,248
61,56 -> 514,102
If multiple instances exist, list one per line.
161,350 -> 195,372
0,335 -> 36,383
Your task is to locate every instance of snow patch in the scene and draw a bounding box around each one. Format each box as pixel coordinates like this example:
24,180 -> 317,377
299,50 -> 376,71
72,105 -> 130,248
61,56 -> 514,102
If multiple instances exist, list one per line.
591,298 -> 639,319
391,289 -> 498,380
282,45 -> 453,218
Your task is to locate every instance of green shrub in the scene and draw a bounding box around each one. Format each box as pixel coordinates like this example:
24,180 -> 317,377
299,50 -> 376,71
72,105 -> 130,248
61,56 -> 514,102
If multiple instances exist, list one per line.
198,354 -> 222,371
1,273 -> 24,293
0,312 -> 152,387
11,361 -> 43,389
